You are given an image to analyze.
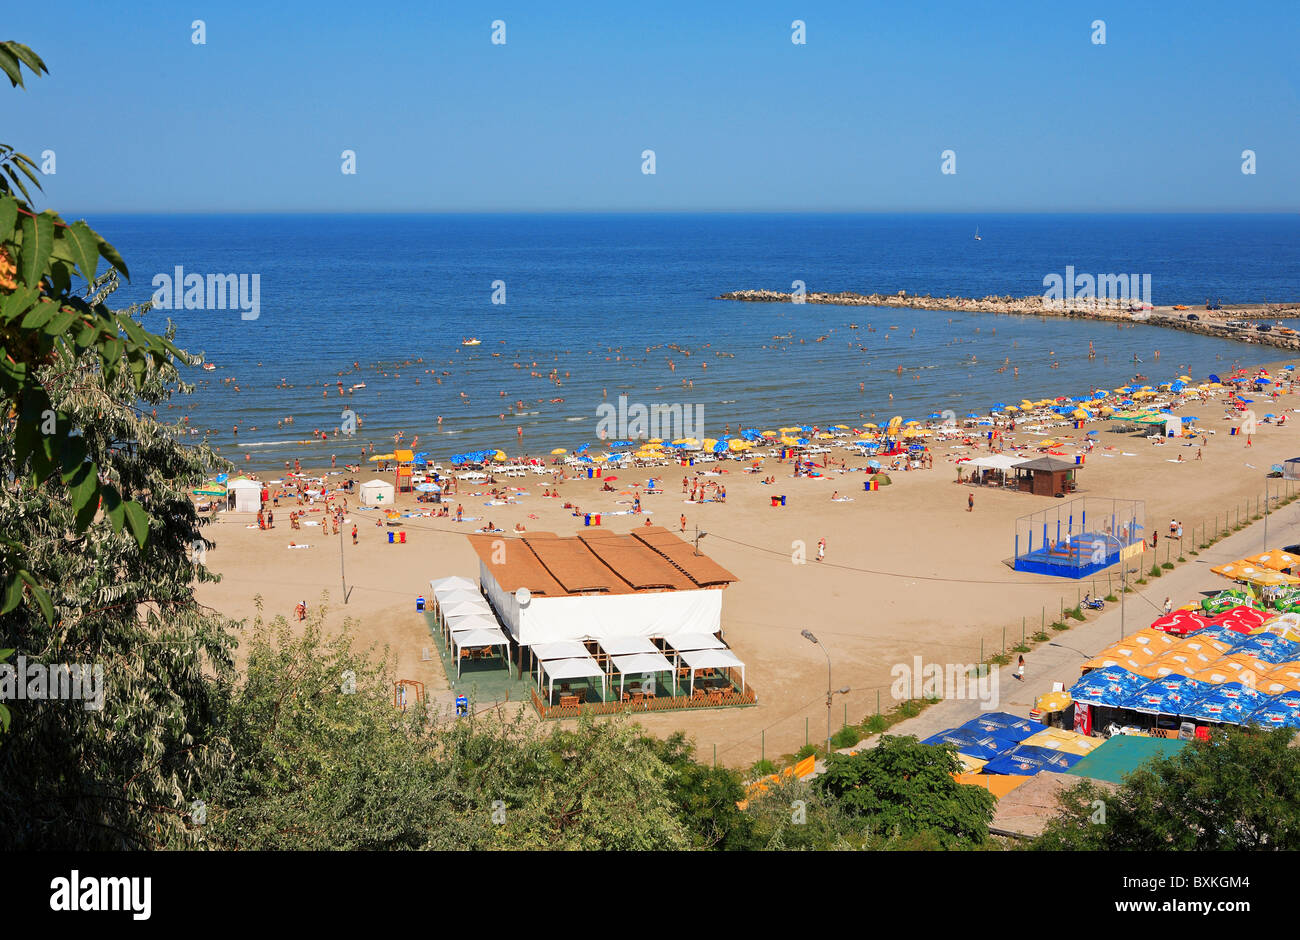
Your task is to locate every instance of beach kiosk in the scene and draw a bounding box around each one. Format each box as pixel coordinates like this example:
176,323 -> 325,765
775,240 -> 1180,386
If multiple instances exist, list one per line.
1013,456 -> 1078,498
359,478 -> 396,507
226,477 -> 263,513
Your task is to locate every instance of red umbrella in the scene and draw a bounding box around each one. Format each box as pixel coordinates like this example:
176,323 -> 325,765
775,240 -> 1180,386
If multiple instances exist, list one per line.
1211,605 -> 1268,634
1149,609 -> 1210,636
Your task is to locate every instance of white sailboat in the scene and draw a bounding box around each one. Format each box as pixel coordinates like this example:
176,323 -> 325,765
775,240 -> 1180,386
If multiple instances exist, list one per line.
974,226 -> 982,241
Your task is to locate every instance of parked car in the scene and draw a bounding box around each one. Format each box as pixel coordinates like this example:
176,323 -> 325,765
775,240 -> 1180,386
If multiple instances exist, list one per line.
1186,313 -> 1200,321
1257,324 -> 1272,333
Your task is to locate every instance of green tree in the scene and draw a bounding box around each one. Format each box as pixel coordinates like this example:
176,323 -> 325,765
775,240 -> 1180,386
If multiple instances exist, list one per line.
211,610 -> 692,851
1,40 -> 182,625
1034,728 -> 1300,850
640,731 -> 753,849
0,274 -> 236,848
814,735 -> 996,848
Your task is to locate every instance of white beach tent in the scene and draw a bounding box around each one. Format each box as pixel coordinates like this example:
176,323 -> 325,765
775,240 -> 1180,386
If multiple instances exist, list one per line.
431,576 -> 477,594
541,656 -> 606,704
610,651 -> 677,697
530,641 -> 591,688
227,478 -> 263,513
450,627 -> 511,678
681,647 -> 745,697
359,478 -> 396,507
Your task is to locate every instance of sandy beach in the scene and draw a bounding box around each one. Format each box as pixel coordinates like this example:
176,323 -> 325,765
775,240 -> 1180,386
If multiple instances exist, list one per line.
195,361 -> 1300,767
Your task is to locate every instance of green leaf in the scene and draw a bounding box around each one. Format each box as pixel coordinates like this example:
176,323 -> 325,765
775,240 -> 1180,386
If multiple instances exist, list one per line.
123,499 -> 150,548
17,211 -> 52,287
68,464 -> 98,530
101,485 -> 125,534
90,226 -> 129,280
0,45 -> 22,88
0,194 -> 16,236
64,221 -> 100,285
17,571 -> 53,625
0,572 -> 21,615
4,42 -> 47,78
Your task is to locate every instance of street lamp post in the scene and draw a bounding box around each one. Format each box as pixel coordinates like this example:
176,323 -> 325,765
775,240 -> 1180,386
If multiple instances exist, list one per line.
801,630 -> 849,759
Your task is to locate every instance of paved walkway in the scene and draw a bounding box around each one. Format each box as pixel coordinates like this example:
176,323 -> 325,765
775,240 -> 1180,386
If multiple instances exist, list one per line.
812,501 -> 1300,770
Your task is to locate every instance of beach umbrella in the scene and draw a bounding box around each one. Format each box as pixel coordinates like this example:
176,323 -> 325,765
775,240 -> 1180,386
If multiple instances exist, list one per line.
193,483 -> 227,497
414,482 -> 441,493
870,473 -> 892,486
550,448 -> 568,455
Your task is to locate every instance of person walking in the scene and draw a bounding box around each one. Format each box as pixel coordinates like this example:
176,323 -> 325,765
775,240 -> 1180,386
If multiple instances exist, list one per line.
967,493 -> 974,512
680,513 -> 687,533
351,524 -> 358,545
816,537 -> 826,562
1015,655 -> 1025,682
1164,596 -> 1173,615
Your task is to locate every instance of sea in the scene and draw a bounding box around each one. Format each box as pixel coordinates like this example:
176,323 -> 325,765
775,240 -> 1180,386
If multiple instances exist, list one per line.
91,212 -> 1300,470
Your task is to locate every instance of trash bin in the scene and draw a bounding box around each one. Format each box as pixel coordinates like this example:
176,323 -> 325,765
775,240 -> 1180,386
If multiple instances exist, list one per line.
399,530 -> 407,543
416,595 -> 426,612
771,495 -> 780,507
584,513 -> 591,526
387,531 -> 394,543
587,467 -> 594,478
595,467 -> 602,478
780,495 -> 786,506
593,513 -> 601,525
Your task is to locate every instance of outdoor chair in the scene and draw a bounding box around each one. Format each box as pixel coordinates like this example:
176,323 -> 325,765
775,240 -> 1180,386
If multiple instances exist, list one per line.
559,695 -> 579,708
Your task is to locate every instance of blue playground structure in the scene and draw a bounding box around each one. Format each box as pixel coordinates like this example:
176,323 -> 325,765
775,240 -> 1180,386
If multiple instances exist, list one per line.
1013,497 -> 1145,579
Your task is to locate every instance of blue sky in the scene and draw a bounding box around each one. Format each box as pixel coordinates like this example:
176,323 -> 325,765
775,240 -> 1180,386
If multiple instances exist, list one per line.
8,0 -> 1299,212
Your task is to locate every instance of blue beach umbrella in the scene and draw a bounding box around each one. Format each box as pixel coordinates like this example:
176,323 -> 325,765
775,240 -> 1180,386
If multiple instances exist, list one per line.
958,712 -> 1039,743
1069,665 -> 1147,707
1250,692 -> 1300,730
983,744 -> 1083,776
1183,682 -> 1268,725
1121,675 -> 1207,715
920,728 -> 1012,763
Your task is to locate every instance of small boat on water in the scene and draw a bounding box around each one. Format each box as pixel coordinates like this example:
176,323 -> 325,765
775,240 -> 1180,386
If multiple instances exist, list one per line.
350,383 -> 366,390
974,226 -> 982,241
462,338 -> 481,346
202,363 -> 216,371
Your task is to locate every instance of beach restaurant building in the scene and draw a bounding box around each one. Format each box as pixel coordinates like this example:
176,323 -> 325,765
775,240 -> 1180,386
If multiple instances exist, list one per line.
467,527 -> 749,711
470,527 -> 737,646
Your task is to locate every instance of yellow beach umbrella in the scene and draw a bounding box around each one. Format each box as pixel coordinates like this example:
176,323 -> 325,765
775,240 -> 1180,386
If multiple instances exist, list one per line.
550,448 -> 568,455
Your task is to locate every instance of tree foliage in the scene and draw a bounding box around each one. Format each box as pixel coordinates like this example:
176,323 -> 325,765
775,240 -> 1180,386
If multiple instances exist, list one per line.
814,735 -> 996,848
1,40 -> 183,625
0,273 -> 236,848
1033,727 -> 1300,851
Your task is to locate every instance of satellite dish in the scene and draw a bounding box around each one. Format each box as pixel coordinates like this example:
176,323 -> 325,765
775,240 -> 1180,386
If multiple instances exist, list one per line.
515,587 -> 531,606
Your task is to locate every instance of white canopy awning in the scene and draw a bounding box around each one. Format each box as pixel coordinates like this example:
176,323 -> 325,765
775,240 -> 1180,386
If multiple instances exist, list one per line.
967,454 -> 1027,471
599,636 -> 658,657
610,651 -> 678,697
610,651 -> 675,675
430,576 -> 477,593
680,647 -> 745,697
445,611 -> 499,632
541,656 -> 607,704
433,588 -> 481,607
452,627 -> 508,648
440,598 -> 491,618
664,632 -> 725,651
680,648 -> 744,671
450,627 -> 510,678
542,656 -> 605,681
531,640 -> 590,661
